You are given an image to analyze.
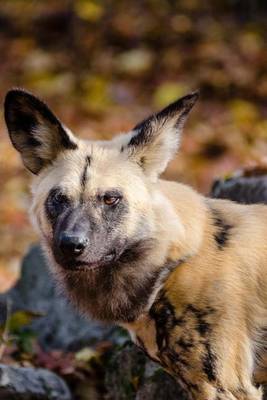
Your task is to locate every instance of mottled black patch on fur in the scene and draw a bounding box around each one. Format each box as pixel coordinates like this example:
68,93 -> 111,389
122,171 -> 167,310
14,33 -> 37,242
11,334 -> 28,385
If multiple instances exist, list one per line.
186,304 -> 214,336
202,342 -> 217,382
210,208 -> 233,250
185,305 -> 217,381
150,291 -> 180,349
151,293 -> 218,387
176,337 -> 194,351
164,348 -> 190,367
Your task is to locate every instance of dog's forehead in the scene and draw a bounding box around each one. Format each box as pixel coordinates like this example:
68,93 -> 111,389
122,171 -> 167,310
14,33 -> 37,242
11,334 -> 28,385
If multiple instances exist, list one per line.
42,141 -> 137,195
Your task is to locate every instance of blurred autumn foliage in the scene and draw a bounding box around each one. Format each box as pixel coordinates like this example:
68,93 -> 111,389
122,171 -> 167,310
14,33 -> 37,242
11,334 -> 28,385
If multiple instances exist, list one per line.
1,0 -> 267,291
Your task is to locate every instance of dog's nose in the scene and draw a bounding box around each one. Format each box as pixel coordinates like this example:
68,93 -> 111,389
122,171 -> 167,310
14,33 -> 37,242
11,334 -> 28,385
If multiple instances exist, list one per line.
59,233 -> 88,257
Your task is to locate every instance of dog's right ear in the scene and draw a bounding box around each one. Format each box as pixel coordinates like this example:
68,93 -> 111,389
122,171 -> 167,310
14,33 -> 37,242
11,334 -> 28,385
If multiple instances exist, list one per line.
4,89 -> 78,174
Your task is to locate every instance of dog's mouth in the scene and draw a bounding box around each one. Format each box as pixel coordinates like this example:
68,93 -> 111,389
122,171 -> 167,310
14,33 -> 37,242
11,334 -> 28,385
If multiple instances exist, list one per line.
59,250 -> 118,272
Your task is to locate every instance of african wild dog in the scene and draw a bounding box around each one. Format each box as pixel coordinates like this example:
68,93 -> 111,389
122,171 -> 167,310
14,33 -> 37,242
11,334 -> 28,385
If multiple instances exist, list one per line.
4,89 -> 267,399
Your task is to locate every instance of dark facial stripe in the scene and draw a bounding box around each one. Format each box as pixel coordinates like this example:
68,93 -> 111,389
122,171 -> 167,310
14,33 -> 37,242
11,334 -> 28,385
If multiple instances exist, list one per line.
80,156 -> 91,190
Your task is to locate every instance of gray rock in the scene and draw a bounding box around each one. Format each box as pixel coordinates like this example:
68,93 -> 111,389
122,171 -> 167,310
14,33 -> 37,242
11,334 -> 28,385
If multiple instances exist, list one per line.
0,364 -> 71,400
136,369 -> 187,400
104,342 -> 187,400
0,244 -> 120,351
210,175 -> 267,204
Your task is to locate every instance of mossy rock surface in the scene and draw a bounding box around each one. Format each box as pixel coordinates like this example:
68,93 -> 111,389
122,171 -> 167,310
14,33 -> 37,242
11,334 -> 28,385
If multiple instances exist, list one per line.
104,342 -> 187,400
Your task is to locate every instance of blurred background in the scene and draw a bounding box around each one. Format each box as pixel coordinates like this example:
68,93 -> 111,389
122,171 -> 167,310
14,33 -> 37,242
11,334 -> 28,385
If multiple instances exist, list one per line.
1,0 -> 267,291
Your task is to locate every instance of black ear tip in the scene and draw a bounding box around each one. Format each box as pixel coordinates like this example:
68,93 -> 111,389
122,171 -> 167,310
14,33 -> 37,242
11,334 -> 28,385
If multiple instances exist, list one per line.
4,89 -> 34,118
182,90 -> 200,107
191,89 -> 200,98
4,90 -> 17,108
4,88 -> 54,126
4,89 -> 27,126
4,88 -> 34,106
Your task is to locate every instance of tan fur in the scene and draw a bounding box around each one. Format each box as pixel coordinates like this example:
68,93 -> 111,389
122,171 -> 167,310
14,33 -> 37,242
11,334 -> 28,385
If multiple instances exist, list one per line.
5,89 -> 267,399
125,186 -> 267,399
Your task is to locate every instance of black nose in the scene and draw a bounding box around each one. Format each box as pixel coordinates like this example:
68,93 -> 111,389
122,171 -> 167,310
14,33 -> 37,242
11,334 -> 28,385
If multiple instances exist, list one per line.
59,233 -> 88,257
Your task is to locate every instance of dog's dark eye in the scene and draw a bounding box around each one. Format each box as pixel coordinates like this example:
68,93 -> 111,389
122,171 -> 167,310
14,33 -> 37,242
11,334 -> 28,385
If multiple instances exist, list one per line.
45,188 -> 70,220
103,194 -> 121,206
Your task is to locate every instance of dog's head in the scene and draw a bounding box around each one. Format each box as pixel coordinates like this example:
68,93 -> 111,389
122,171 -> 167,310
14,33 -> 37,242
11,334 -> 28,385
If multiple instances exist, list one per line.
4,89 -> 198,320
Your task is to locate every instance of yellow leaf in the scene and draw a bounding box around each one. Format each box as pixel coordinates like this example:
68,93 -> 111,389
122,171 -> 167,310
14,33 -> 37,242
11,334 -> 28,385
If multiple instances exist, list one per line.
75,347 -> 98,362
7,310 -> 43,333
229,100 -> 259,128
75,0 -> 103,21
153,82 -> 189,108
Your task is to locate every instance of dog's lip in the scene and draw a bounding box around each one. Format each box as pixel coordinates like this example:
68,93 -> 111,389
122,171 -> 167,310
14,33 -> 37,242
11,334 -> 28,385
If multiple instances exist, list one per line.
62,251 -> 117,271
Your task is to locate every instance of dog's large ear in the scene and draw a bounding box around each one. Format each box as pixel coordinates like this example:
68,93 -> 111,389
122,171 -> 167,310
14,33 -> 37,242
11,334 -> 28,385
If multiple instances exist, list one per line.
117,92 -> 199,180
4,89 -> 78,174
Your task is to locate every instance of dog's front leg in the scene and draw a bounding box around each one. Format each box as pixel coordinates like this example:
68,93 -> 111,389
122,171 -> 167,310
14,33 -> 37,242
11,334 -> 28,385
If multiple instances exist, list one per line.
162,357 -> 263,400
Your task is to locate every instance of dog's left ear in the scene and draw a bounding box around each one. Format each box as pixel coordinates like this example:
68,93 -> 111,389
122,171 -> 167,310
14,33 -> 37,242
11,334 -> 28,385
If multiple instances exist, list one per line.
117,91 -> 199,180
4,89 -> 78,174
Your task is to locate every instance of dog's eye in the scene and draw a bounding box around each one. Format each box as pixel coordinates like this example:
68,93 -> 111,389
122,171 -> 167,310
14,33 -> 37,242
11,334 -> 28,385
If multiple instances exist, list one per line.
103,194 -> 121,206
45,188 -> 70,220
